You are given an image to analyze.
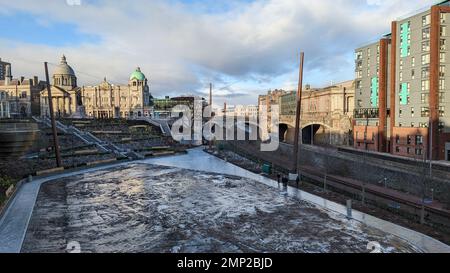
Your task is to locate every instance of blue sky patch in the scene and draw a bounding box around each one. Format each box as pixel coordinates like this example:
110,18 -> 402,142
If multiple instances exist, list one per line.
0,11 -> 100,46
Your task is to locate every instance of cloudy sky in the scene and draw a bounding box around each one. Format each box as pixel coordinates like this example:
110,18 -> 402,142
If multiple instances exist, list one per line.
0,0 -> 440,107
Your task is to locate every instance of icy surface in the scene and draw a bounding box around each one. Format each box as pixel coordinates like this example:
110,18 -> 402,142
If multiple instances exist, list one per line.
21,163 -> 420,253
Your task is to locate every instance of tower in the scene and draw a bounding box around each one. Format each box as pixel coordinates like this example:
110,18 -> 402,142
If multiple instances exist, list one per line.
128,67 -> 151,116
5,64 -> 12,85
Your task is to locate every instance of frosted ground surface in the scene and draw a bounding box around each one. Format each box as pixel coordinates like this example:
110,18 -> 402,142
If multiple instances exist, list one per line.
21,163 -> 420,253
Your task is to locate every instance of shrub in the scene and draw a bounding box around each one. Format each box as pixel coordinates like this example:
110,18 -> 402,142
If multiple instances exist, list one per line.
0,176 -> 14,191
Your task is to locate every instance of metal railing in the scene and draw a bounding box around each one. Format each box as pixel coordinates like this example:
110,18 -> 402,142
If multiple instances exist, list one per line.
354,108 -> 380,119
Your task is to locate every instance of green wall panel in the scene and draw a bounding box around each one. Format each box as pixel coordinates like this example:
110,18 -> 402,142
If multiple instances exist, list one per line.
371,77 -> 379,107
399,82 -> 409,105
400,22 -> 410,58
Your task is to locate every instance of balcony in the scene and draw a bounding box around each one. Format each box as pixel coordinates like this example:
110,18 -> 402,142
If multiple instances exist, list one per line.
354,108 -> 379,119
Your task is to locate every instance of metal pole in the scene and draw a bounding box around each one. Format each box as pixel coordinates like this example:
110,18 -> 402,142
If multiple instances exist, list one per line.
44,62 -> 62,167
429,120 -> 433,177
209,83 -> 212,150
293,52 -> 304,173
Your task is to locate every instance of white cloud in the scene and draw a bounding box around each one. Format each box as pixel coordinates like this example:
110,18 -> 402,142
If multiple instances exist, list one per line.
0,0 -> 439,105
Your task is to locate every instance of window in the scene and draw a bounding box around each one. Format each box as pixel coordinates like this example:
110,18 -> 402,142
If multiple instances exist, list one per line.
440,79 -> 446,90
422,54 -> 430,65
399,71 -> 403,81
357,99 -> 362,107
440,106 -> 445,117
440,65 -> 446,77
416,135 -> 423,145
415,149 -> 423,156
419,122 -> 429,128
422,79 -> 430,91
422,66 -> 430,78
441,26 -> 447,37
396,135 -> 400,144
423,28 -> 430,39
441,39 -> 446,50
399,108 -> 403,117
355,51 -> 363,61
421,93 -> 429,104
423,14 -> 431,26
399,123 -> 403,127
440,92 -> 445,103
356,70 -> 363,79
367,48 -> 371,57
407,135 -> 412,145
367,68 -> 370,77
441,13 -> 447,24
407,147 -> 411,154
412,57 -> 415,67
441,52 -> 446,63
421,107 -> 430,117
400,59 -> 403,70
396,146 -> 400,153
411,69 -> 415,79
411,122 -> 415,127
422,40 -> 430,52
411,107 -> 415,117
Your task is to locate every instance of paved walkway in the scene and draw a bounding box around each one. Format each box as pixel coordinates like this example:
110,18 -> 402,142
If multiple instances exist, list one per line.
0,147 -> 449,253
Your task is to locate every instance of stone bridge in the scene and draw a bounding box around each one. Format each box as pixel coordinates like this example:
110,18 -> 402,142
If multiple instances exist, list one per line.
278,111 -> 353,146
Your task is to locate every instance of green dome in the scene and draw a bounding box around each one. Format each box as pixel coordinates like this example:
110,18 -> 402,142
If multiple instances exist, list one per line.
130,67 -> 146,81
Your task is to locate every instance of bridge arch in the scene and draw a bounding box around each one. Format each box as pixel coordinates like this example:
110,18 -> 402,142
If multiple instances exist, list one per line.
302,122 -> 332,145
277,123 -> 297,144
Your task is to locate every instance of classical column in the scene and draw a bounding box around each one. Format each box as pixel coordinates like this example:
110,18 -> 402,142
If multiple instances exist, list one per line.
63,97 -> 66,115
7,102 -> 10,118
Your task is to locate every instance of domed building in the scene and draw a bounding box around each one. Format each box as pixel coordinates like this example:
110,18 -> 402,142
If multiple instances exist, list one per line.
80,67 -> 152,119
40,55 -> 81,117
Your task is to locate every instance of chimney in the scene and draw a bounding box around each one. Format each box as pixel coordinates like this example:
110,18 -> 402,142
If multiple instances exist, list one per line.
33,76 -> 38,86
5,64 -> 12,85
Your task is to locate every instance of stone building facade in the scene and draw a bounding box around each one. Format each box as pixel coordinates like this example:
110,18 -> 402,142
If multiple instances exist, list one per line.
276,80 -> 355,146
40,56 -> 152,119
81,68 -> 152,119
40,55 -> 81,117
0,60 -> 45,118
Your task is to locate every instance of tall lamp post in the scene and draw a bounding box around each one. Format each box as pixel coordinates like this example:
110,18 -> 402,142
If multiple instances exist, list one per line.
44,62 -> 62,167
293,52 -> 304,174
